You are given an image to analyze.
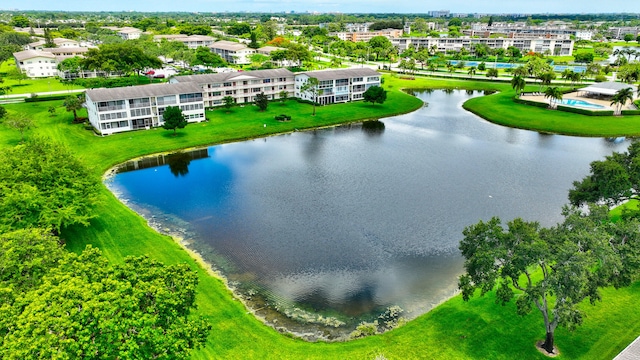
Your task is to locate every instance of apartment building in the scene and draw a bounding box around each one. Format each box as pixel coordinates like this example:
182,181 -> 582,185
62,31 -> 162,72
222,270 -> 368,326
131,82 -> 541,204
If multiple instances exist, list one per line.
392,37 -> 574,56
329,29 -> 403,42
169,68 -> 295,107
466,25 -> 593,40
294,68 -> 381,105
26,38 -> 80,50
209,40 -> 255,64
85,82 -> 205,135
117,27 -> 143,40
154,34 -> 216,49
13,50 -> 59,78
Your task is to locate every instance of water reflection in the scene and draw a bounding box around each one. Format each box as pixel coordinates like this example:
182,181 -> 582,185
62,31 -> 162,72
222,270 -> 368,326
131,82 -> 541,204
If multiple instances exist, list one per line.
361,120 -> 385,136
108,90 -> 632,338
167,152 -> 193,177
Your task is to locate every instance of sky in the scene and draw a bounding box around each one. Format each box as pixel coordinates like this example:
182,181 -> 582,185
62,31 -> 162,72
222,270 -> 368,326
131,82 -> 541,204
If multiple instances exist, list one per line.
4,0 -> 640,15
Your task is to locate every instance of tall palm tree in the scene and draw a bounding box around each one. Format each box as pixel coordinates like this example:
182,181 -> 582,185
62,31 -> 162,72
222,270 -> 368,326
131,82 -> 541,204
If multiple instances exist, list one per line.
511,75 -> 526,96
538,71 -> 556,91
610,87 -> 634,115
467,66 -> 477,78
561,69 -> 574,85
544,87 -> 563,108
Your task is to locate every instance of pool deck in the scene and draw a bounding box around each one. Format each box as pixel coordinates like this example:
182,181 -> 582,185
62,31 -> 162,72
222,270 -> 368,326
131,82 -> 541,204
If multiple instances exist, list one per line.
520,92 -> 637,111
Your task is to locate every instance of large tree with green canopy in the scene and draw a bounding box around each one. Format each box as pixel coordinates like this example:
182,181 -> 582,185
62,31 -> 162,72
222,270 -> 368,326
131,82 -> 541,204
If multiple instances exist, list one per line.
0,137 -> 101,234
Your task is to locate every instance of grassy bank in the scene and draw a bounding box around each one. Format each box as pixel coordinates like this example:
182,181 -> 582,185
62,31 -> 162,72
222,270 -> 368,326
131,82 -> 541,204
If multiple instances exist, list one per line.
2,76 -> 640,359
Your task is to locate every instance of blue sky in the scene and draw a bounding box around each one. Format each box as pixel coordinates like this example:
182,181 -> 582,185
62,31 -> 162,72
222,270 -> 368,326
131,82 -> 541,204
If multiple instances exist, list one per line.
4,0 -> 639,14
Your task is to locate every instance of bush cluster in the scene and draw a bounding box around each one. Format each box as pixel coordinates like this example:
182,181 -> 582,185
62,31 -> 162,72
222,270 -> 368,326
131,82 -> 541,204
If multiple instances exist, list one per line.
274,114 -> 291,121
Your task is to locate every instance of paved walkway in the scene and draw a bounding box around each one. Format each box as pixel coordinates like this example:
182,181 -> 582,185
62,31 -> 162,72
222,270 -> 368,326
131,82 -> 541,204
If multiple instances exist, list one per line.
614,335 -> 640,360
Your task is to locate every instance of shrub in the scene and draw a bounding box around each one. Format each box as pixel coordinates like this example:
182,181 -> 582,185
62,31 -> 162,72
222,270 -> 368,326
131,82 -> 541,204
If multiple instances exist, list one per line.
349,321 -> 378,339
556,105 -> 614,116
594,74 -> 607,82
513,97 -> 550,109
274,114 -> 291,121
621,109 -> 640,116
25,94 -> 75,102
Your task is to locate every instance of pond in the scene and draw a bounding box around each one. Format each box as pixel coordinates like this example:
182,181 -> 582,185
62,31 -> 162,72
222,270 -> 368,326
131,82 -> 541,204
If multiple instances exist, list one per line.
107,90 -> 631,339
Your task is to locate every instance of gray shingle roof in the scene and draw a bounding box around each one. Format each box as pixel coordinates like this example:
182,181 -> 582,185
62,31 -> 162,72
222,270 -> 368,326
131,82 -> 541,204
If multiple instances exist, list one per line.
86,82 -> 203,103
209,40 -> 249,51
300,68 -> 380,81
13,50 -> 56,61
172,68 -> 294,85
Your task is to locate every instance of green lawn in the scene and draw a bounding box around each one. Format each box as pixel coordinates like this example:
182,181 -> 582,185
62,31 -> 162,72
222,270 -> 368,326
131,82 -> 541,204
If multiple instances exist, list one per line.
2,76 -> 640,359
1,59 -> 85,94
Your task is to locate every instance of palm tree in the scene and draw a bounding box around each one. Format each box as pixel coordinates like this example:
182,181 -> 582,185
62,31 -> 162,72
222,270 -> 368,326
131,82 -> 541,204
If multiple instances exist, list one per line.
467,66 -> 476,78
570,72 -> 582,87
561,69 -> 574,85
538,71 -> 556,91
610,87 -> 634,115
544,87 -> 563,109
511,75 -> 526,96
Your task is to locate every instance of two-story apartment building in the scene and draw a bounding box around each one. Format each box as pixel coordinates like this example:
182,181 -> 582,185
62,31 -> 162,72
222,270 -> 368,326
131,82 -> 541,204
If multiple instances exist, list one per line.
209,40 -> 255,65
154,34 -> 216,49
26,38 -> 79,50
294,68 -> 381,105
85,82 -> 205,135
117,27 -> 143,40
329,29 -> 403,42
170,68 -> 295,107
13,50 -> 58,78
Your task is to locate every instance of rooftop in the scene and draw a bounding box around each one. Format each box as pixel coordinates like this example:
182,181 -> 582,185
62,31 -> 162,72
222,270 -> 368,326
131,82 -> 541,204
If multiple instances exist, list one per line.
86,82 -> 203,103
300,68 -> 380,81
172,68 -> 294,84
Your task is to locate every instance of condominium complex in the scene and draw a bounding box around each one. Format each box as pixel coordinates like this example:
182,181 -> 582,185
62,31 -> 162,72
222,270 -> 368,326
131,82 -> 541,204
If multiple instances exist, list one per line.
85,67 -> 381,134
170,68 -> 295,107
392,37 -> 574,56
85,82 -> 205,135
13,50 -> 58,78
295,68 -> 381,105
467,24 -> 593,40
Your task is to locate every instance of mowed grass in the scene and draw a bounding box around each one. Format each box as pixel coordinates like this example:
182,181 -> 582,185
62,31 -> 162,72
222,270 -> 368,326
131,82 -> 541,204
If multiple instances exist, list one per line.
0,59 -> 85,94
2,76 -> 640,359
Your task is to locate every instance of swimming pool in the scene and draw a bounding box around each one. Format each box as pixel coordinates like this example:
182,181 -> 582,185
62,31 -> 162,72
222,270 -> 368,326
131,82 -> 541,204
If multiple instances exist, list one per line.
559,99 -> 606,109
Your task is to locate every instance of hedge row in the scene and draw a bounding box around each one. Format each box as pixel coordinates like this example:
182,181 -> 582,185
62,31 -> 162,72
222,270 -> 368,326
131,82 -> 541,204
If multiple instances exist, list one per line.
70,76 -> 155,89
556,105 -> 614,116
25,94 -> 80,102
513,97 -> 550,108
621,109 -> 640,116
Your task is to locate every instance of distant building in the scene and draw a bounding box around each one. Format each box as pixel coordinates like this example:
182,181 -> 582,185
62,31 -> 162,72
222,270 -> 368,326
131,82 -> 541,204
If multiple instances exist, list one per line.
116,27 -> 143,40
26,38 -> 79,50
609,27 -> 640,40
208,40 -> 256,65
85,82 -> 205,135
467,24 -> 592,41
295,68 -> 381,105
392,36 -> 574,56
153,34 -> 216,49
329,29 -> 403,42
428,10 -> 450,18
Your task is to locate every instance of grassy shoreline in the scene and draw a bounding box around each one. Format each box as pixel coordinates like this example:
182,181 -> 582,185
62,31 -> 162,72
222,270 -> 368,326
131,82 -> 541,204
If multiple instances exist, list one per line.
3,75 -> 640,359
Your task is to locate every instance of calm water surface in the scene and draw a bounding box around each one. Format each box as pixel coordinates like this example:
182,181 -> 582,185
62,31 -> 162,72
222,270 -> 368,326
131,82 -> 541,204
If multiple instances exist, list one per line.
108,90 -> 630,333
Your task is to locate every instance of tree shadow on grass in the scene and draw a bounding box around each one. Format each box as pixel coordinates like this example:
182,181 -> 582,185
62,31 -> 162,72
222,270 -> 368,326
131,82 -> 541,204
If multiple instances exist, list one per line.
160,131 -> 188,139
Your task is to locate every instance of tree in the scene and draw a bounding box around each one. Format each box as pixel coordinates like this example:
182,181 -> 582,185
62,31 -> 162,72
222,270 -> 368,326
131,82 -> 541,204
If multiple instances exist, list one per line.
538,71 -> 556,91
48,106 -> 56,116
43,28 -> 55,48
624,33 -> 635,43
254,92 -> 269,111
477,62 -> 486,72
459,206 -> 640,355
569,142 -> 640,214
368,36 -> 392,61
222,96 -> 235,112
544,86 -> 563,108
467,66 -> 476,78
448,18 -> 462,27
162,106 -> 188,135
610,87 -> 634,115
0,137 -> 101,233
193,47 -> 227,68
363,85 -> 387,106
6,113 -> 35,142
10,15 -> 30,28
7,67 -> 28,85
0,242 -> 211,359
278,90 -> 289,104
511,75 -> 526,96
63,95 -> 84,123
300,77 -> 320,116
486,68 -> 499,79
0,105 -> 6,120
574,52 -> 594,63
